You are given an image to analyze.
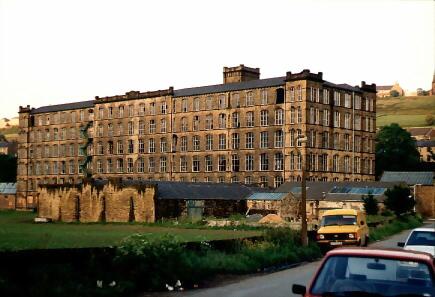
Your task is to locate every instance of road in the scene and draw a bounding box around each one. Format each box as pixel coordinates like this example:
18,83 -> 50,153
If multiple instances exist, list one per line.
144,222 -> 434,297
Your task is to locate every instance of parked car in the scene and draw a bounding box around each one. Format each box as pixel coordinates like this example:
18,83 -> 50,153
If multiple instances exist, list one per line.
316,209 -> 369,249
398,227 -> 435,257
292,248 -> 435,297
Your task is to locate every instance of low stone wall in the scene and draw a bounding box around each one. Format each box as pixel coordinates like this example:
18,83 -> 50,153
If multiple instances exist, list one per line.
38,182 -> 156,223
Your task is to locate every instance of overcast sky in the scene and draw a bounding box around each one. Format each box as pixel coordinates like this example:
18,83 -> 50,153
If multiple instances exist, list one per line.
1,0 -> 434,119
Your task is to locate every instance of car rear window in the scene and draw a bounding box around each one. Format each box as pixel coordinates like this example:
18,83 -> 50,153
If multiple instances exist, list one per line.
311,255 -> 434,296
407,231 -> 435,246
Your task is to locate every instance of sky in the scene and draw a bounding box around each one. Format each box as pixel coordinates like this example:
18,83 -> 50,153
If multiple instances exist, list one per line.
0,0 -> 434,119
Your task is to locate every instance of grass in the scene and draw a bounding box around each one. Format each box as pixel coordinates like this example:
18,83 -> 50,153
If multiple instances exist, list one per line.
369,215 -> 423,241
0,211 -> 261,251
376,95 -> 435,128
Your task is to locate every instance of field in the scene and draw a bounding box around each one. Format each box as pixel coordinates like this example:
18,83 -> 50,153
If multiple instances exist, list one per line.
376,95 -> 435,128
0,126 -> 19,141
0,211 -> 261,251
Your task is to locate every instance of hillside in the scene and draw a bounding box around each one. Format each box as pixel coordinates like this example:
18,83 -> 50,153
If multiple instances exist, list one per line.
376,95 -> 435,128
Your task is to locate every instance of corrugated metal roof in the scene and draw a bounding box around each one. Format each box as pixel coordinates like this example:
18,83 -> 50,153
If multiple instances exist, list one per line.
0,183 -> 16,195
247,192 -> 289,201
30,100 -> 95,114
380,171 -> 434,186
276,181 -> 405,202
416,140 -> 435,147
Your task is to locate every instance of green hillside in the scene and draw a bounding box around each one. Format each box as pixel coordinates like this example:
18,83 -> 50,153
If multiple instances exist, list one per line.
376,95 -> 435,128
0,126 -> 19,141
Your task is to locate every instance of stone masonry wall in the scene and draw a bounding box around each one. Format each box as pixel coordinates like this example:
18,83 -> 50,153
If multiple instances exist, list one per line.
415,185 -> 435,218
37,182 -> 156,223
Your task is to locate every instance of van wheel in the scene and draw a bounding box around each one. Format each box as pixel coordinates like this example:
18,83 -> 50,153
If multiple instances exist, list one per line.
363,236 -> 369,247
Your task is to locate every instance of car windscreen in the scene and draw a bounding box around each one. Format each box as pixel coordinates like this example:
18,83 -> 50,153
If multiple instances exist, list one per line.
407,231 -> 435,246
320,215 -> 356,227
311,255 -> 434,297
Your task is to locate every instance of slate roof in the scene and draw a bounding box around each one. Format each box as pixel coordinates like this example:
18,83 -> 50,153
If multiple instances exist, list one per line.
376,85 -> 393,91
380,171 -> 434,186
408,127 -> 432,137
28,74 -> 370,113
246,192 -> 289,201
0,183 -> 16,195
93,179 -> 271,200
275,181 -> 404,202
0,142 -> 9,148
30,100 -> 95,114
416,140 -> 435,147
173,77 -> 286,97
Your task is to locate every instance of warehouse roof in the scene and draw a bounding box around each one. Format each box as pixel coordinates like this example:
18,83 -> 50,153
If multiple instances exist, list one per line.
246,192 -> 289,201
276,181 -> 404,202
92,179 -> 271,200
380,171 -> 433,186
0,183 -> 16,195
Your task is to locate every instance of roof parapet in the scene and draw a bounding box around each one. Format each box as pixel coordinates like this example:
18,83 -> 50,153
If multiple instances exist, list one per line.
360,81 -> 377,93
19,105 -> 32,113
285,69 -> 323,82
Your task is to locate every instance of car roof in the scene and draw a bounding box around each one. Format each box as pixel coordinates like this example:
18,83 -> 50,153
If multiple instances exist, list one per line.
411,228 -> 435,232
323,209 -> 360,216
326,247 -> 434,264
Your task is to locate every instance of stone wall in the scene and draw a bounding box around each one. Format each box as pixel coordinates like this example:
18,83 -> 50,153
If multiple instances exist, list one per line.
37,182 -> 156,223
415,185 -> 435,218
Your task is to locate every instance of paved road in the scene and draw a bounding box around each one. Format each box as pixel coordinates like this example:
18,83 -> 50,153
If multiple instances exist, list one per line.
144,222 -> 434,297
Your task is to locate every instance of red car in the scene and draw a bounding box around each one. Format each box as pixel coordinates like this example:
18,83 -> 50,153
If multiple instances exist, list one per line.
292,248 -> 435,297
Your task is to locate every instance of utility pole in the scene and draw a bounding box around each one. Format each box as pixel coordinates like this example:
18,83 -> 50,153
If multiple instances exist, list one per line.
297,135 -> 308,247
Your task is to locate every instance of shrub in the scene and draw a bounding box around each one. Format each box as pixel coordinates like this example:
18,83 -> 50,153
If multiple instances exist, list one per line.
362,193 -> 379,215
370,215 -> 423,241
115,233 -> 187,290
384,186 -> 415,217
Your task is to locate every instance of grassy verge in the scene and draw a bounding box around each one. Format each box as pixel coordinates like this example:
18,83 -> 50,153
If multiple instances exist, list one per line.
115,228 -> 321,294
0,211 -> 261,251
369,215 -> 423,241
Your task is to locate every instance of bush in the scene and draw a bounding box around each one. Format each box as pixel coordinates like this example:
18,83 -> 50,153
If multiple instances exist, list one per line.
370,215 -> 423,241
362,193 -> 379,215
384,186 -> 415,217
113,229 -> 321,292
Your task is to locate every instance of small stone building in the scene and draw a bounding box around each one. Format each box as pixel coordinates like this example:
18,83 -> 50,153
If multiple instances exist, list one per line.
0,183 -> 16,210
381,171 -> 435,218
276,181 -> 404,222
376,82 -> 404,97
246,192 -> 299,221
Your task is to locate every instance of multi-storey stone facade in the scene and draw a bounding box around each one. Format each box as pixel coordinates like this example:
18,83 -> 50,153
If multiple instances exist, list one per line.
16,65 -> 377,208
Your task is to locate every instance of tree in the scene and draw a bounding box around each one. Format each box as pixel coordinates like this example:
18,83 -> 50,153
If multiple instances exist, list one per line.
384,185 -> 415,217
375,123 -> 420,178
417,88 -> 429,96
362,193 -> 379,215
425,114 -> 434,126
390,90 -> 400,97
0,154 -> 17,182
